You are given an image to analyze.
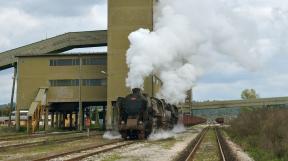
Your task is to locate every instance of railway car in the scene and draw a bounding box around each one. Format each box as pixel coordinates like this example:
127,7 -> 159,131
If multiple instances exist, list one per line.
215,117 -> 224,124
116,88 -> 178,139
182,115 -> 207,126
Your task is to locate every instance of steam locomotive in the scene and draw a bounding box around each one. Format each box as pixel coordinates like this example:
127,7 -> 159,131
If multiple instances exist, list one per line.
116,88 -> 178,139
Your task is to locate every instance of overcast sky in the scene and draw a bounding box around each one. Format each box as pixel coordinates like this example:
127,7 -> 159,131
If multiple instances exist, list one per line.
0,0 -> 288,104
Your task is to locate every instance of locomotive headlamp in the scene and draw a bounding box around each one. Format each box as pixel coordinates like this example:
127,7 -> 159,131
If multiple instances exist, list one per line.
121,121 -> 125,124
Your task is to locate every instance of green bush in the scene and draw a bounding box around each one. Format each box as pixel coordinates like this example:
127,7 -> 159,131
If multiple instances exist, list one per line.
227,108 -> 288,161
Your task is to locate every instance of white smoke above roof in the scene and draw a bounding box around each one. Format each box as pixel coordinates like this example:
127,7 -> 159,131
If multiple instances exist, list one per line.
126,0 -> 288,104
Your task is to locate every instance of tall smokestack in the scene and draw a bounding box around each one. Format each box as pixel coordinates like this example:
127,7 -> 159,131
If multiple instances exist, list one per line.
132,88 -> 141,94
185,89 -> 192,104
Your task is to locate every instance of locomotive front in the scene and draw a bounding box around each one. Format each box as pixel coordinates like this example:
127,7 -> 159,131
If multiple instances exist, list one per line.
117,88 -> 152,139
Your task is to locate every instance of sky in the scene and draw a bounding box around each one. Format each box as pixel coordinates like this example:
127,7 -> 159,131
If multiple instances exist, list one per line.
0,0 -> 288,104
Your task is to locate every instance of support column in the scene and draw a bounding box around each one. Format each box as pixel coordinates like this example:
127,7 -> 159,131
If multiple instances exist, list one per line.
63,113 -> 66,128
9,65 -> 17,128
78,53 -> 83,131
27,116 -> 32,134
78,102 -> 83,131
113,105 -> 119,130
16,109 -> 20,131
59,113 -> 62,128
111,104 -> 114,129
60,113 -> 64,128
69,113 -> 73,128
83,107 -> 86,128
75,113 -> 78,129
106,103 -> 112,130
51,112 -> 54,128
103,106 -> 106,130
44,106 -> 49,131
56,112 -> 59,128
95,109 -> 100,128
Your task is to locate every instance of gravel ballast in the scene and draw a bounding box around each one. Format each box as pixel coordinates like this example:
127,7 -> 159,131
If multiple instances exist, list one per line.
83,125 -> 207,161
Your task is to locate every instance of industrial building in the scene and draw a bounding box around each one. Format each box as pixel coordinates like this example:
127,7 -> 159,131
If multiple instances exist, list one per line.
0,0 -> 159,132
16,53 -> 108,132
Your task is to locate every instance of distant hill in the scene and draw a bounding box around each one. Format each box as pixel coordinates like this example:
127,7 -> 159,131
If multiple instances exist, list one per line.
0,103 -> 15,109
191,105 -> 288,120
192,107 -> 240,120
0,104 -> 8,109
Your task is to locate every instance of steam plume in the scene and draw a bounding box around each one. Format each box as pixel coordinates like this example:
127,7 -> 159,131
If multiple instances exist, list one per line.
126,0 -> 288,103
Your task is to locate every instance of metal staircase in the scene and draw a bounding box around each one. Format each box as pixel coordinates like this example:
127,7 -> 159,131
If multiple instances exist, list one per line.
27,87 -> 48,134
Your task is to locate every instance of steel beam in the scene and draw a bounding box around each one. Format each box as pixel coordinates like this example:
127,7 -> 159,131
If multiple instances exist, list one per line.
9,65 -> 17,127
0,30 -> 107,71
184,96 -> 288,110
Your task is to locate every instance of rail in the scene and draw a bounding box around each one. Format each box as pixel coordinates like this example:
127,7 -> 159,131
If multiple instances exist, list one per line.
0,132 -> 103,151
184,126 -> 227,161
184,127 -> 209,161
215,127 -> 226,161
33,140 -> 135,161
0,130 -> 103,141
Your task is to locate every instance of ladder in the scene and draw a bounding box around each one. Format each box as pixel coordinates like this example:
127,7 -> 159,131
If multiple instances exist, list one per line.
27,87 -> 48,134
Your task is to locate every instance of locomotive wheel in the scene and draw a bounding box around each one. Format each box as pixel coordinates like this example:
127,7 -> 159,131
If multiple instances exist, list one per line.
138,131 -> 145,140
121,131 -> 127,139
145,129 -> 151,138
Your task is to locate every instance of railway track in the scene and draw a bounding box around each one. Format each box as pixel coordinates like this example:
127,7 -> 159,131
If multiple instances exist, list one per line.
184,126 -> 226,161
33,140 -> 135,161
0,132 -> 103,151
0,130 -> 102,141
0,133 -> 27,140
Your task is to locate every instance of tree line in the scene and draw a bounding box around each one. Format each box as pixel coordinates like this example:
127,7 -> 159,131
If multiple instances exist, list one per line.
0,103 -> 15,116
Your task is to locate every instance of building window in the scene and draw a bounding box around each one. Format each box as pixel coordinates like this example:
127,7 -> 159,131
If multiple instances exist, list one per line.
153,75 -> 163,86
82,58 -> 106,65
49,79 -> 79,86
50,59 -> 80,66
82,79 -> 107,86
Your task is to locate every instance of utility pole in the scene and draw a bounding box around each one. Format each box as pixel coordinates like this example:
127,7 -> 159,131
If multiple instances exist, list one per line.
78,55 -> 83,131
9,65 -> 17,128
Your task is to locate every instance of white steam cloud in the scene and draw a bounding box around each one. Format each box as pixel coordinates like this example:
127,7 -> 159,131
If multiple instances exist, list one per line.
148,123 -> 186,141
126,0 -> 288,103
103,131 -> 121,140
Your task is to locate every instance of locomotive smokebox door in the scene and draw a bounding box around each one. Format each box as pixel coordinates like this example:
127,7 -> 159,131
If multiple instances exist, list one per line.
126,118 -> 138,128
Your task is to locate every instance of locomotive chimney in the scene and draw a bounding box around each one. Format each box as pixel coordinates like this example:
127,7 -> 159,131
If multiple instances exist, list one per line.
132,88 -> 141,94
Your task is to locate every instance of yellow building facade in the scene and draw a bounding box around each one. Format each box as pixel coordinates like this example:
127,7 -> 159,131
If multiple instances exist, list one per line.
17,53 -> 107,108
16,53 -> 107,131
